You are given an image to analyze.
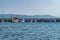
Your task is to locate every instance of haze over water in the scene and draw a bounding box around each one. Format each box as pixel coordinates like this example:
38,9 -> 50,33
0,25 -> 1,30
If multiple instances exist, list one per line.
0,0 -> 60,17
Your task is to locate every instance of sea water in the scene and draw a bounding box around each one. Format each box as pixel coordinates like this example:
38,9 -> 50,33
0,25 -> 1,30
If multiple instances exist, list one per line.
0,22 -> 60,40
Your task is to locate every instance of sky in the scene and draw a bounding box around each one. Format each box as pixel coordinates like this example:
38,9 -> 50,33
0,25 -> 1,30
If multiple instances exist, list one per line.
0,0 -> 60,17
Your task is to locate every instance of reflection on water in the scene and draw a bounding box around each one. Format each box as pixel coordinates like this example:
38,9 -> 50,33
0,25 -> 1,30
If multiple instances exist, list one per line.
0,22 -> 60,40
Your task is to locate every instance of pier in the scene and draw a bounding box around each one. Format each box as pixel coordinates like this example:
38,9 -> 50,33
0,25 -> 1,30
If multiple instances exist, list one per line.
0,18 -> 60,22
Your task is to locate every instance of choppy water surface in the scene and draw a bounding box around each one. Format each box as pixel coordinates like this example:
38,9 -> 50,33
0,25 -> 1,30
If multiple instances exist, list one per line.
0,22 -> 60,40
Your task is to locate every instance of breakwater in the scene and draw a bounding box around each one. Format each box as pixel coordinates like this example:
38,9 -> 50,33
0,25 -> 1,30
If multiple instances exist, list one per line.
0,18 -> 60,22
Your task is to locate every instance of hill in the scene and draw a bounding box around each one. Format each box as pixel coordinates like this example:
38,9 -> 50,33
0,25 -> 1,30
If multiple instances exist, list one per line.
0,14 -> 57,18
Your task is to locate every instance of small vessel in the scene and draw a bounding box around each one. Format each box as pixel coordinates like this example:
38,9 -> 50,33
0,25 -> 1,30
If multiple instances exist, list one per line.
12,16 -> 19,22
22,19 -> 25,22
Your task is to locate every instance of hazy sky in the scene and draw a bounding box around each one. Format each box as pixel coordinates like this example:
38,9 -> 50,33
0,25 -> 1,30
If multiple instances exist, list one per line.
0,0 -> 60,17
